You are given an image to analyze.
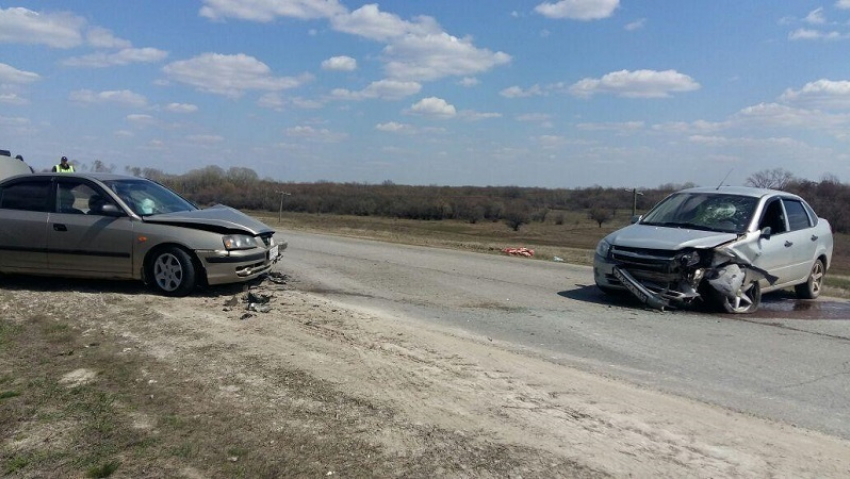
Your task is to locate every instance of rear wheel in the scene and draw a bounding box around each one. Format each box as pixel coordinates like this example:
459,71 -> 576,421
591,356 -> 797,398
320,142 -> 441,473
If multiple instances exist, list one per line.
148,247 -> 197,297
718,281 -> 761,314
795,259 -> 824,300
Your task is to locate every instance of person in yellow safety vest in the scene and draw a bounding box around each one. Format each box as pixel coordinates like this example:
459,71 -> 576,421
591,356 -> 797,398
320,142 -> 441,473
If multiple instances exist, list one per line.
52,156 -> 75,173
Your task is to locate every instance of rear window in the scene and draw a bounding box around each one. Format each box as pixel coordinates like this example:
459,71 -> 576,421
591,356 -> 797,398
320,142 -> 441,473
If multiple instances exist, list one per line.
0,181 -> 51,212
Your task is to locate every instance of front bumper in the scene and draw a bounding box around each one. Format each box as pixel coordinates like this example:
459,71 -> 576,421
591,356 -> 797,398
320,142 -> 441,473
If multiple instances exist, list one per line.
196,242 -> 286,285
594,252 -> 697,310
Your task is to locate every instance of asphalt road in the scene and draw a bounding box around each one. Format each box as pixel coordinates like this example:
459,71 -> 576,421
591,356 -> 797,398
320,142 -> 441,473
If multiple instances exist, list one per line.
281,230 -> 850,440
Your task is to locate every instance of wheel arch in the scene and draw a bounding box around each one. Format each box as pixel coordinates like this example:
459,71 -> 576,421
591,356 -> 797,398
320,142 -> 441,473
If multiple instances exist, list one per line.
141,242 -> 207,286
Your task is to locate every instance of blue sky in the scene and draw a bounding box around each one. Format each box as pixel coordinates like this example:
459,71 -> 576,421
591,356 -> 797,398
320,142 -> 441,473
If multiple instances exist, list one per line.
2,0 -> 850,188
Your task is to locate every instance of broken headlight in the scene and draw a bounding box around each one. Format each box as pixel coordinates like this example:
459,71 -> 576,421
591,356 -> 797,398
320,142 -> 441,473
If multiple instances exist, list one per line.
223,234 -> 258,250
679,250 -> 701,267
595,239 -> 611,258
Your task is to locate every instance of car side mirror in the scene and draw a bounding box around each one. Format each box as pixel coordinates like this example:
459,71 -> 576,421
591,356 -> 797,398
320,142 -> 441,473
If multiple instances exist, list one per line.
630,215 -> 642,224
760,226 -> 772,239
100,203 -> 125,217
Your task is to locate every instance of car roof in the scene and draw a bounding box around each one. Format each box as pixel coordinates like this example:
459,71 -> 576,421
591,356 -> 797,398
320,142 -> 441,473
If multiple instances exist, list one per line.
3,172 -> 149,183
677,185 -> 797,199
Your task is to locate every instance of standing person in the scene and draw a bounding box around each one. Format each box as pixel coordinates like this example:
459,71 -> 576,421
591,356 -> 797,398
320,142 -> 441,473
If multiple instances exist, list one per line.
52,156 -> 75,173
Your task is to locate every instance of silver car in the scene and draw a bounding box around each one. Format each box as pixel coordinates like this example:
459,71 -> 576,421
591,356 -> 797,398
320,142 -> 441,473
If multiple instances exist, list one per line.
0,172 -> 284,296
594,186 -> 833,313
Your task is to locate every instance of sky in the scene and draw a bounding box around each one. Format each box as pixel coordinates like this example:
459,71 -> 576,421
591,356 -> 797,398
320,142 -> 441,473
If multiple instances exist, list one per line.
2,0 -> 850,189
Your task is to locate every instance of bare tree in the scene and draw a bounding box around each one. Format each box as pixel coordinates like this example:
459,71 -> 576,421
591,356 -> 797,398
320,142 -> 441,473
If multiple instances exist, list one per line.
745,168 -> 795,190
588,207 -> 612,228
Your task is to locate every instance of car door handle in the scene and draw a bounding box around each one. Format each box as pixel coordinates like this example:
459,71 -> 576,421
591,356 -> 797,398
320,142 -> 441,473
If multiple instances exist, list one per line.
811,235 -> 818,241
784,240 -> 793,247
53,224 -> 67,232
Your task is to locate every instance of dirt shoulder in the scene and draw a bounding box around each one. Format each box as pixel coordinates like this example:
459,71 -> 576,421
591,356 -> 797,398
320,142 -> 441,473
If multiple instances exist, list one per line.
3,274 -> 850,478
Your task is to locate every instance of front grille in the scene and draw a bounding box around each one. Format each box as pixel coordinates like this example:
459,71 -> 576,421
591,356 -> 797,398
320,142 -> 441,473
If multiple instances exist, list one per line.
610,246 -> 677,271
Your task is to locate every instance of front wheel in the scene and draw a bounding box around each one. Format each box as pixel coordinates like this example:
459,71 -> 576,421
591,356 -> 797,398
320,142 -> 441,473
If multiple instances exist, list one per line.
148,247 -> 197,297
717,281 -> 761,314
795,259 -> 824,300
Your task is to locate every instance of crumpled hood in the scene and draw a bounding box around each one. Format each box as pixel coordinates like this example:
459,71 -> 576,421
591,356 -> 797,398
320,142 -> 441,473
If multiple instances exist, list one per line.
143,204 -> 275,235
605,224 -> 738,250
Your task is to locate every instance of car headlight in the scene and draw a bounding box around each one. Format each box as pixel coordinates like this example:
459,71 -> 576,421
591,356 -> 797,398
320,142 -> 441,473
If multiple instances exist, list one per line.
223,234 -> 258,250
595,239 -> 611,258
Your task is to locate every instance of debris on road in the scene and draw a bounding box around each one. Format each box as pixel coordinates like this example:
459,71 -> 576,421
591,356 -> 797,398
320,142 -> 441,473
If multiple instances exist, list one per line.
502,247 -> 534,257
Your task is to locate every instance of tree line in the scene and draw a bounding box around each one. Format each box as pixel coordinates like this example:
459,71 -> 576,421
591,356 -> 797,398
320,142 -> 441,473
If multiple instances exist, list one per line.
77,162 -> 850,234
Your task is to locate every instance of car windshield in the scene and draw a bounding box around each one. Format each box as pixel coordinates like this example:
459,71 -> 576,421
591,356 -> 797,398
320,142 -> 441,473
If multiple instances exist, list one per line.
103,179 -> 197,217
640,192 -> 758,233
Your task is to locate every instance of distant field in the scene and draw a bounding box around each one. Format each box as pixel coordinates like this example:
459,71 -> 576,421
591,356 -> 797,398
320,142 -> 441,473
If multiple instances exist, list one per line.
258,211 -> 850,292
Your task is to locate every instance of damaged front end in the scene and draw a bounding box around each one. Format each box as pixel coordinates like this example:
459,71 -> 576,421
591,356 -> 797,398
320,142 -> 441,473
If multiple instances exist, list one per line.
598,240 -> 775,313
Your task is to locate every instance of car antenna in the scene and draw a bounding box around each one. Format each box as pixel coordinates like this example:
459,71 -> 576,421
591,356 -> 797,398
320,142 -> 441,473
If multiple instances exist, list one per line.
716,169 -> 733,190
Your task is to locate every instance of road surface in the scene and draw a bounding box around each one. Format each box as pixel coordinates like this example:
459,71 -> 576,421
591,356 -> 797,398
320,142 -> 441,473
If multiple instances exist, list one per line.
283,230 -> 850,440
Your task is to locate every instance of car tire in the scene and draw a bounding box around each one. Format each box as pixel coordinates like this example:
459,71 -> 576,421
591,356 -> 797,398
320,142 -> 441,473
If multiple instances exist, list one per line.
795,259 -> 824,300
148,246 -> 197,297
717,280 -> 761,314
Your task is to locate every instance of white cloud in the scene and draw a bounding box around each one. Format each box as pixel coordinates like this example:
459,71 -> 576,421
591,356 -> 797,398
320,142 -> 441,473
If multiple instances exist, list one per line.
321,55 -> 357,71
804,7 -> 826,24
86,27 -> 132,49
788,28 -> 850,41
63,48 -> 169,68
126,114 -> 157,126
779,79 -> 850,110
165,103 -> 199,113
70,89 -> 148,108
330,4 -> 441,41
458,77 -> 480,87
0,63 -> 40,83
516,113 -> 553,123
285,125 -> 347,142
199,0 -> 345,22
569,69 -> 700,98
376,121 -> 414,133
500,85 -> 544,98
651,120 -> 728,134
576,121 -> 644,132
382,32 -> 511,82
407,97 -> 457,118
625,18 -> 646,31
0,93 -> 27,105
163,53 -> 310,98
534,0 -> 619,20
734,102 -> 850,130
186,134 -> 224,143
459,110 -> 502,121
838,0 -> 850,9
331,79 -> 422,101
0,7 -> 85,48
199,2 -> 510,83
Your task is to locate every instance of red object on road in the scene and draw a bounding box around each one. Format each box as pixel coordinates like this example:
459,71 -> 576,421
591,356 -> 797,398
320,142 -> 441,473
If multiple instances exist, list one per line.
502,247 -> 534,257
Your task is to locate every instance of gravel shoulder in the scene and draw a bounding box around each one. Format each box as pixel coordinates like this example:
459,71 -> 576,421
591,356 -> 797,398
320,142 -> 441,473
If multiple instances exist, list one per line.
4,268 -> 850,478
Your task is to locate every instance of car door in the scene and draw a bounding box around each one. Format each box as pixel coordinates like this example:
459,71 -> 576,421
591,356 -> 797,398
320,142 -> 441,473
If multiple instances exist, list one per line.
750,197 -> 797,285
0,179 -> 50,271
781,198 -> 819,282
46,179 -> 135,277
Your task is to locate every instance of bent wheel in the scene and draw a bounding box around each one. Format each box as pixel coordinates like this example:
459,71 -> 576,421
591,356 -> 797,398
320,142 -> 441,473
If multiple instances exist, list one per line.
795,259 -> 824,300
719,281 -> 761,314
149,247 -> 197,297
